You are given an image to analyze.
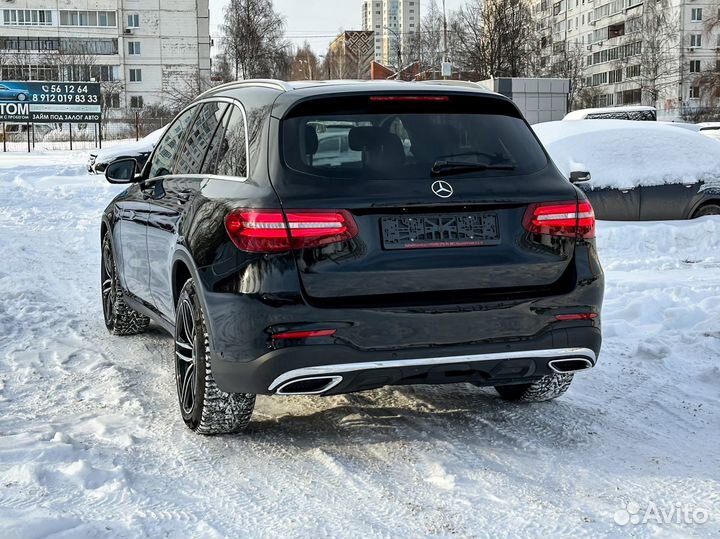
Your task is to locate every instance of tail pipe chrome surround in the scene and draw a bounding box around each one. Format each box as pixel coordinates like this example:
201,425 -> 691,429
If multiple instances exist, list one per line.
268,347 -> 597,395
548,358 -> 594,374
274,376 -> 343,395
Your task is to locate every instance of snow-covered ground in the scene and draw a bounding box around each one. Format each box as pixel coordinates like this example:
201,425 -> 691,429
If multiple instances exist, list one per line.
0,152 -> 718,539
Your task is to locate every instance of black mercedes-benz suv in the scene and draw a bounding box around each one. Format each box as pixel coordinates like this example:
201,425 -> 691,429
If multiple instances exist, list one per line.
100,79 -> 604,434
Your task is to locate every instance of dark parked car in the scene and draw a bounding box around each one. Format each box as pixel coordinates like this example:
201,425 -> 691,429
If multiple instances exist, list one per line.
88,127 -> 166,174
100,80 -> 604,434
535,120 -> 720,220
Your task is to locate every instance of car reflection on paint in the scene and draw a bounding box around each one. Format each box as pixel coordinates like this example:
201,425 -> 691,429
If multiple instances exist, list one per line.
0,84 -> 29,102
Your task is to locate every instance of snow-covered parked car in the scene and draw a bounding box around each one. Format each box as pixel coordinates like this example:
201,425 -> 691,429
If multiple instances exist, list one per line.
88,127 -> 167,174
563,105 -> 656,121
534,119 -> 720,220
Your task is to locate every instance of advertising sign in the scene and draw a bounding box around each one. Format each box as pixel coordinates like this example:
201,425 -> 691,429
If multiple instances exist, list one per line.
0,81 -> 101,123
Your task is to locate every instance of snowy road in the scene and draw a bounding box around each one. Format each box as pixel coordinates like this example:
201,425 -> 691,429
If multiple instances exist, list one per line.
0,152 -> 718,538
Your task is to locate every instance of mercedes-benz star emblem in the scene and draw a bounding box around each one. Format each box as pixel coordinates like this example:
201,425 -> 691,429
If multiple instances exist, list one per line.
431,180 -> 454,198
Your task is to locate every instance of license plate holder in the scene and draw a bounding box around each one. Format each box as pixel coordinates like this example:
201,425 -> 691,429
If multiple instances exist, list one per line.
381,213 -> 501,250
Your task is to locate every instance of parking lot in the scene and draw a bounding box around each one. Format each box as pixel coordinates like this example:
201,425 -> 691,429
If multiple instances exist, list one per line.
0,151 -> 718,538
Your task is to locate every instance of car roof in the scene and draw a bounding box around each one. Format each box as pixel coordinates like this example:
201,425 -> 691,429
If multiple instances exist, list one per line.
196,78 -> 504,113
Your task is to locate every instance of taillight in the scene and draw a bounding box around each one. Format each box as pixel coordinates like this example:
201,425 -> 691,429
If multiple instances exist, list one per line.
225,209 -> 358,253
522,200 -> 595,239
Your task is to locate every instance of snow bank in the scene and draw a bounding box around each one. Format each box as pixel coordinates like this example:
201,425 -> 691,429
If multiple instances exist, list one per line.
533,119 -> 720,190
0,153 -> 718,538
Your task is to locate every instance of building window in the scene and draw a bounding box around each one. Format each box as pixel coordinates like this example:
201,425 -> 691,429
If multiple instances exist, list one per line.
690,34 -> 702,47
127,14 -> 140,28
690,86 -> 700,98
60,10 -> 116,27
691,8 -> 702,21
690,60 -> 701,73
626,64 -> 640,78
130,96 -> 144,109
3,10 -> 53,26
104,93 -> 120,109
129,68 -> 142,82
128,41 -> 141,55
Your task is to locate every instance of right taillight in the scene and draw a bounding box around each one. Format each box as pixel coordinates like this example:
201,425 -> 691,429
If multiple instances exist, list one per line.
522,200 -> 595,239
225,209 -> 358,253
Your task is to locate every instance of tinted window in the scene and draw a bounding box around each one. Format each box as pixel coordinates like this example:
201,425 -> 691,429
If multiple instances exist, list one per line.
149,106 -> 197,178
215,107 -> 248,177
174,102 -> 228,174
282,97 -> 547,179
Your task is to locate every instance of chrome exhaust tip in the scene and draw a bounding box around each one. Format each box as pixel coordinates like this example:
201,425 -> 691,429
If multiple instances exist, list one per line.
548,358 -> 594,374
275,376 -> 343,395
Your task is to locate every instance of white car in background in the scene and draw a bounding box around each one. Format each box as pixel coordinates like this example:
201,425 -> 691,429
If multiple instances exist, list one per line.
534,119 -> 720,220
697,122 -> 720,142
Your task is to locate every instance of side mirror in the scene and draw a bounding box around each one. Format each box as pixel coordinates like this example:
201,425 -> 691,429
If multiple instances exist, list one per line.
570,170 -> 591,184
105,158 -> 139,184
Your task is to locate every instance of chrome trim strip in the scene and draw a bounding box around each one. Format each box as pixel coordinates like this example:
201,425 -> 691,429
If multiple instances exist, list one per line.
268,347 -> 597,392
275,376 -> 344,395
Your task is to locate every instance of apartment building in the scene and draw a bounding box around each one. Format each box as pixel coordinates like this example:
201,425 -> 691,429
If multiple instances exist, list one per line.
536,0 -> 720,118
362,0 -> 420,68
0,0 -> 211,114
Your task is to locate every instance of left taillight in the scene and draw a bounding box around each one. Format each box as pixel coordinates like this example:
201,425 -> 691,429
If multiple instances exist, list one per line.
224,209 -> 358,253
522,200 -> 595,239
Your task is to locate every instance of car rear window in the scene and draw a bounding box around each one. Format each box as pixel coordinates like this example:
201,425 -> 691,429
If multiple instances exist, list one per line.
281,95 -> 548,179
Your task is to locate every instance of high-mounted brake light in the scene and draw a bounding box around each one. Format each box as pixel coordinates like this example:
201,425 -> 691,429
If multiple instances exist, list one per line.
522,200 -> 595,239
271,329 -> 337,340
369,96 -> 449,102
225,209 -> 358,253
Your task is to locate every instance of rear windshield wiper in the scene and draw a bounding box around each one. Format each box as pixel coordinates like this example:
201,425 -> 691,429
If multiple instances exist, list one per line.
431,160 -> 516,176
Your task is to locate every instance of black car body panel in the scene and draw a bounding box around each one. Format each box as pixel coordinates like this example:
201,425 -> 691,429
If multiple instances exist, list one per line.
580,181 -> 720,220
101,80 -> 604,397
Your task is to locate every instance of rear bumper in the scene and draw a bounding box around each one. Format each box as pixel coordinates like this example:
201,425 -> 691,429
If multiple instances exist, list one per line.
212,326 -> 601,395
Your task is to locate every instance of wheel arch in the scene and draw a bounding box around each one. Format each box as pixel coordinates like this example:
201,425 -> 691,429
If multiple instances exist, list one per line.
690,198 -> 720,218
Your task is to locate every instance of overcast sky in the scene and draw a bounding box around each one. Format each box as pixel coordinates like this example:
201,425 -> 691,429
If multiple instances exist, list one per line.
210,0 -> 468,54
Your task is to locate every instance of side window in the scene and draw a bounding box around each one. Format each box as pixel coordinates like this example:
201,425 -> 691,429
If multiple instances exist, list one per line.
174,102 -> 228,175
215,106 -> 248,177
149,106 -> 197,178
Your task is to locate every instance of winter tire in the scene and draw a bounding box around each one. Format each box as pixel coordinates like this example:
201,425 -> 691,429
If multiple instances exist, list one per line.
101,232 -> 150,335
174,278 -> 255,434
693,204 -> 720,218
494,373 -> 574,402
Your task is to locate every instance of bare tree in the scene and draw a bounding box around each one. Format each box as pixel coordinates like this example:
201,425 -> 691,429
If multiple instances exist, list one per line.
222,0 -> 290,79
455,0 -> 535,79
164,70 -> 212,113
550,42 -> 587,111
620,1 -> 679,107
290,42 -> 319,80
212,52 -> 234,83
406,0 -> 446,75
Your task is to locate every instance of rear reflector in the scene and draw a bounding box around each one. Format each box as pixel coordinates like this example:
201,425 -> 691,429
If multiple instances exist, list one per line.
522,200 -> 595,239
272,329 -> 337,340
369,96 -> 449,102
225,209 -> 358,252
554,313 -> 598,321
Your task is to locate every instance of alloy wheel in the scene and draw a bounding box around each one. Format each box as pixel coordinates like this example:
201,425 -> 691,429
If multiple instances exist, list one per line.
175,297 -> 197,415
101,242 -> 115,324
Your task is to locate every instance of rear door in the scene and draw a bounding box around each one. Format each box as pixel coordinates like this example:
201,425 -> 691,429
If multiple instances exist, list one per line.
270,93 -> 580,304
580,185 -> 640,220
